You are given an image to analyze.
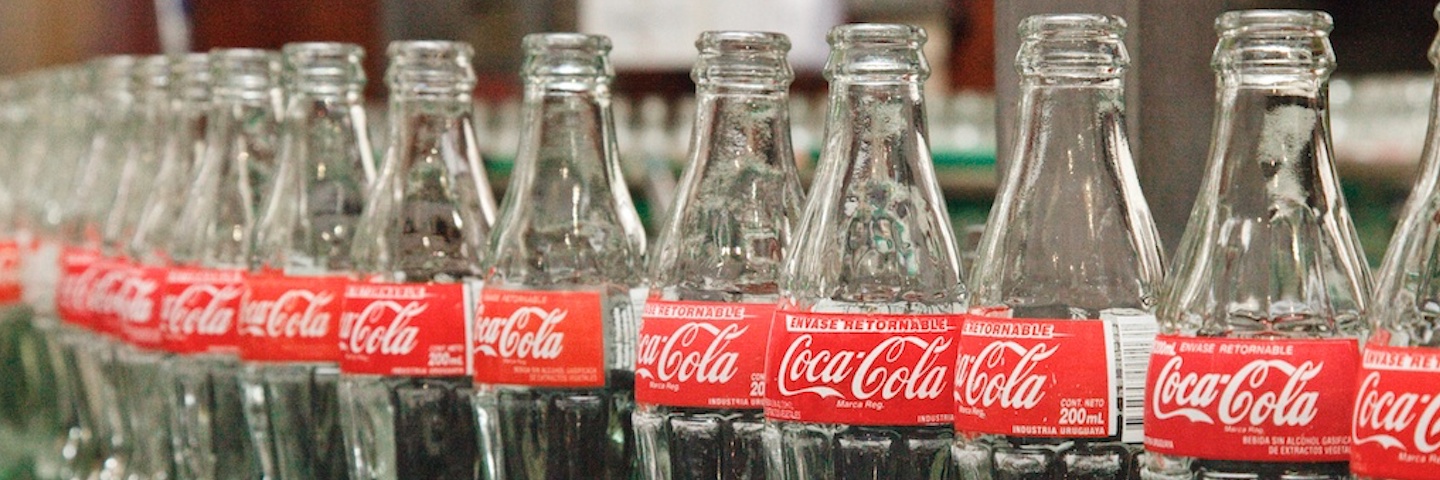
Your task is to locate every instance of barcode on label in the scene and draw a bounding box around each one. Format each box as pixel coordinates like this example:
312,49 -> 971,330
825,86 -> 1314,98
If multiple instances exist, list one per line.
1103,309 -> 1158,444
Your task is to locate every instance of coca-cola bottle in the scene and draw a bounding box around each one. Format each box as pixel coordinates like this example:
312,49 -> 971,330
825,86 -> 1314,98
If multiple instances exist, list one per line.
339,40 -> 494,480
1352,6 -> 1440,480
762,24 -> 967,480
242,42 -> 374,480
1142,10 -> 1368,480
54,55 -> 138,480
472,32 -> 646,480
633,31 -> 805,480
951,14 -> 1163,480
164,48 -> 281,480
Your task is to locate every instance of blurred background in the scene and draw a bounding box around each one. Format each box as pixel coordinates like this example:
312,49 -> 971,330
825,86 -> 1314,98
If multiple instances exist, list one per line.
0,0 -> 1434,265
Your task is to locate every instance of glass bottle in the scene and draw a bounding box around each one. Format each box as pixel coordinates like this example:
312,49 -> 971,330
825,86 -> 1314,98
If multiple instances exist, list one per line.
633,31 -> 805,480
472,32 -> 646,480
163,48 -> 281,480
1142,10 -> 1368,480
241,42 -> 374,480
1352,5 -> 1440,480
951,14 -> 1163,480
339,40 -> 493,480
763,24 -> 967,480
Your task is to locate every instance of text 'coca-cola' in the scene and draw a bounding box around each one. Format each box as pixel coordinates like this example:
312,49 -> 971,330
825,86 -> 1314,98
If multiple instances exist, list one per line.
473,287 -> 606,388
1351,344 -> 1440,479
239,273 -> 348,363
338,281 -> 472,377
764,310 -> 958,426
635,299 -> 775,409
1144,334 -> 1357,462
159,267 -> 246,355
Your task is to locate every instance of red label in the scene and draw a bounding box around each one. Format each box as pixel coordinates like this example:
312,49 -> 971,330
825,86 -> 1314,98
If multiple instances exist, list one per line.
116,265 -> 167,350
473,288 -> 607,388
1351,344 -> 1440,479
954,317 -> 1114,437
763,310 -> 957,426
56,247 -> 102,329
85,257 -> 135,337
1144,334 -> 1357,462
239,273 -> 348,363
635,300 -> 775,409
159,267 -> 246,355
0,240 -> 24,303
338,282 -> 471,377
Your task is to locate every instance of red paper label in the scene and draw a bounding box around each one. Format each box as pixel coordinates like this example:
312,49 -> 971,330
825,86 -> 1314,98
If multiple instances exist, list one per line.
116,265 -> 167,350
159,267 -> 246,355
634,300 -> 775,409
56,247 -> 102,329
1144,334 -> 1357,462
0,240 -> 24,303
954,317 -> 1115,438
85,257 -> 135,337
239,273 -> 348,363
1351,344 -> 1440,479
763,310 -> 958,426
338,282 -> 471,377
473,288 -> 607,388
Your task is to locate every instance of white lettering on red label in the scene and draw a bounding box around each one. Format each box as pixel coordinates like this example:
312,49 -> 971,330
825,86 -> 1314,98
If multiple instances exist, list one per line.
338,282 -> 471,377
1350,344 -> 1440,479
159,267 -> 245,355
238,273 -> 347,362
473,288 -> 606,388
634,300 -> 774,409
1143,334 -> 1356,462
763,311 -> 957,426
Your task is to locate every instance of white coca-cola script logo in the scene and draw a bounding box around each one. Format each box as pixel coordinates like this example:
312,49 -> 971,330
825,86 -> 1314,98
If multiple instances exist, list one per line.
240,289 -> 334,339
776,334 -> 950,401
474,307 -> 565,360
162,283 -> 243,337
635,322 -> 745,384
112,274 -> 160,326
340,300 -> 423,356
1151,356 -> 1322,426
86,267 -> 130,319
1352,371 -> 1440,453
58,262 -> 105,314
956,341 -> 1057,410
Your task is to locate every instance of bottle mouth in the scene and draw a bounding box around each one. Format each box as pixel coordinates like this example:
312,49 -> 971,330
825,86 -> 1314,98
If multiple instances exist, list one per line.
282,42 -> 366,93
385,40 -> 476,95
90,55 -> 138,95
692,31 -> 793,86
1212,9 -> 1335,76
824,23 -> 929,82
209,48 -> 281,97
521,33 -> 613,82
1016,14 -> 1128,79
169,53 -> 212,103
133,55 -> 171,95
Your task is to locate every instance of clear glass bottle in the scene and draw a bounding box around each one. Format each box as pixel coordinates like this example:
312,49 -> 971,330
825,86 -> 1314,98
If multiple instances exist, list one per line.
339,40 -> 493,480
242,41 -> 374,480
633,31 -> 805,480
472,32 -> 646,480
763,24 -> 967,480
1351,5 -> 1440,480
951,14 -> 1162,480
164,48 -> 281,480
1143,10 -> 1368,480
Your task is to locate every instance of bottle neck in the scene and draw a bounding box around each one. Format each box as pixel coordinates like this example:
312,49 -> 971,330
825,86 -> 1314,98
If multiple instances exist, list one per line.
1210,76 -> 1331,218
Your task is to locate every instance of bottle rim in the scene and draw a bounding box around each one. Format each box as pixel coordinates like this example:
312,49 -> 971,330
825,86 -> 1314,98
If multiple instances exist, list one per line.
1019,14 -> 1126,39
522,33 -> 612,55
282,42 -> 366,90
824,23 -> 930,82
693,30 -> 794,86
827,23 -> 926,47
134,55 -> 171,93
1016,13 -> 1129,79
1215,9 -> 1333,36
385,40 -> 476,95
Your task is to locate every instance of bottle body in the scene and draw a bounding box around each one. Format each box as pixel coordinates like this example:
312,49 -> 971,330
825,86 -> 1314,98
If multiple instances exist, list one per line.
474,33 -> 645,480
763,24 -> 967,480
1141,11 -> 1367,480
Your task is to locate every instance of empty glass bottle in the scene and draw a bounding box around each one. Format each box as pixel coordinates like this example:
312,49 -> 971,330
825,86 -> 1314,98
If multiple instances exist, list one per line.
1142,10 -> 1368,480
1352,5 -> 1440,480
633,31 -> 805,480
762,24 -> 967,480
951,14 -> 1163,480
339,40 -> 493,480
241,41 -> 374,480
472,32 -> 646,480
164,48 -> 281,480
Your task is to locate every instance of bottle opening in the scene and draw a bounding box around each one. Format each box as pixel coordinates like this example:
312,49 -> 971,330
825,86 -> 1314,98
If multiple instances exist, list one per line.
823,23 -> 929,82
1212,9 -> 1335,77
385,40 -> 476,97
134,55 -> 171,94
169,53 -> 212,103
692,31 -> 793,87
91,55 -> 138,95
1016,14 -> 1128,80
282,42 -> 366,92
521,33 -> 613,82
209,48 -> 280,98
